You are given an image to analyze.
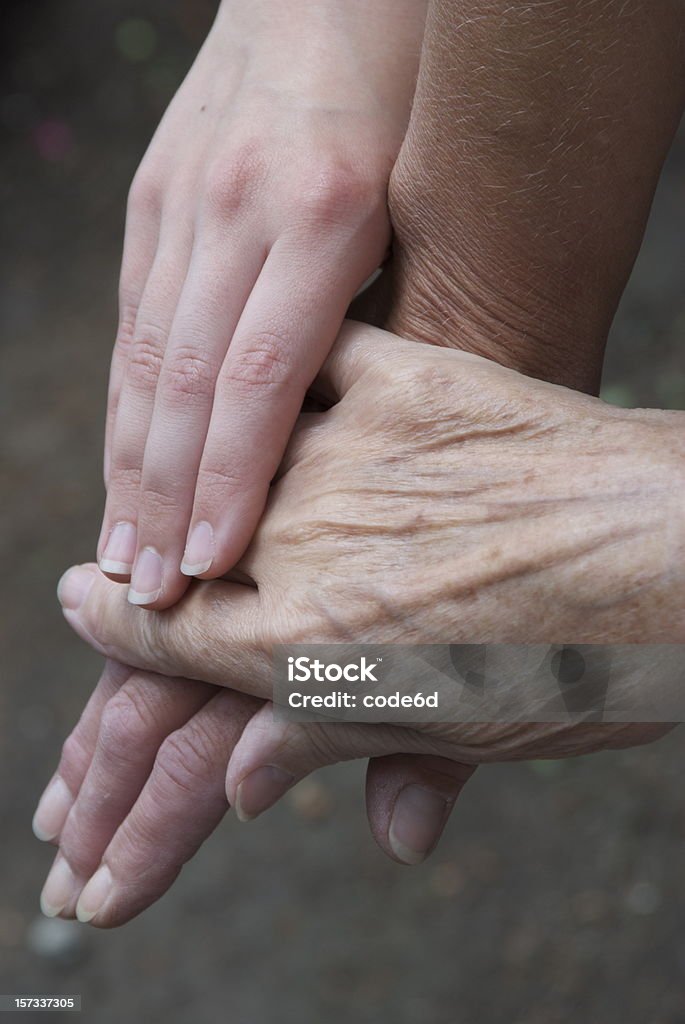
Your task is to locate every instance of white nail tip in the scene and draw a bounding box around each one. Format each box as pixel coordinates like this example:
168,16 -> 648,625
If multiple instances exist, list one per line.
99,558 -> 133,575
75,904 -> 97,924
180,559 -> 212,577
388,831 -> 426,867
127,588 -> 161,606
233,798 -> 254,824
39,894 -> 64,918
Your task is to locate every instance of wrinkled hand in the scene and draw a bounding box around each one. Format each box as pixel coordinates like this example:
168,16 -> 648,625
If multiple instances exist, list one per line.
43,322 -> 683,925
99,0 -> 425,608
67,320 -> 685,734
33,659 -> 473,926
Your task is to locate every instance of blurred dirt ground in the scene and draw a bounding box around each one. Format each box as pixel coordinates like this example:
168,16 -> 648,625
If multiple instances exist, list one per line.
1,3 -> 684,1022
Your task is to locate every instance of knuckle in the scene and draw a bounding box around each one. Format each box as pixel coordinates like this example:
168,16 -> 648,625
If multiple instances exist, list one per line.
127,166 -> 163,218
202,143 -> 267,218
283,722 -> 337,766
367,352 -> 450,424
58,733 -> 90,781
408,360 -> 458,409
106,461 -> 142,503
115,299 -> 138,352
154,724 -> 219,794
223,332 -> 294,392
161,346 -> 217,403
300,161 -> 380,227
140,603 -> 191,672
139,478 -> 182,518
126,332 -> 165,391
98,688 -> 158,756
194,463 -> 245,503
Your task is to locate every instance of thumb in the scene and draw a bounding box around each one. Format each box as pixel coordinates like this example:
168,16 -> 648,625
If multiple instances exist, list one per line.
365,754 -> 477,866
57,563 -> 268,696
225,701 -> 411,821
224,702 -> 476,867
312,319 -> 399,403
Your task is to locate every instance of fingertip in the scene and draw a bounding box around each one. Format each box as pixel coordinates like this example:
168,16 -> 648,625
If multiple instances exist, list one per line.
57,564 -> 98,612
233,766 -> 295,822
127,587 -> 162,607
388,785 -> 450,866
128,546 -> 164,606
366,756 -> 477,867
99,522 -> 137,578
180,521 -> 215,577
75,864 -> 112,926
99,566 -> 132,583
180,559 -> 213,577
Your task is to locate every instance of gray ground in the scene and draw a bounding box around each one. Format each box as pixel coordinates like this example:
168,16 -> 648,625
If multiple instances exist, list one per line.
1,3 -> 684,1022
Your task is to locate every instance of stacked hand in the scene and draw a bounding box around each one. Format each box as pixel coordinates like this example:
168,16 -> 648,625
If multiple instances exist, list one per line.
32,0 -> 685,929
35,323 -> 684,925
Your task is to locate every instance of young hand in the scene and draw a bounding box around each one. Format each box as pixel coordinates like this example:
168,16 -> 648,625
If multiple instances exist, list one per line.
99,0 -> 426,608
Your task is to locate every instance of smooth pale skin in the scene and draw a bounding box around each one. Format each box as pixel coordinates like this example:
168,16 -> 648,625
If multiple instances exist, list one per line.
99,0 -> 427,607
52,322 -> 684,925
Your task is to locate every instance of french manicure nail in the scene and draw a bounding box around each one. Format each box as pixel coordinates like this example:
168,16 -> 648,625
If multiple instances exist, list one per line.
57,566 -> 96,611
388,785 -> 449,866
40,857 -> 77,918
32,776 -> 72,842
128,547 -> 163,605
181,521 -> 215,576
76,864 -> 112,923
99,521 -> 137,575
235,766 -> 294,822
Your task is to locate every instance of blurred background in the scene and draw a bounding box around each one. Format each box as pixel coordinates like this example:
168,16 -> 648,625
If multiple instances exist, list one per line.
1,2 -> 684,1021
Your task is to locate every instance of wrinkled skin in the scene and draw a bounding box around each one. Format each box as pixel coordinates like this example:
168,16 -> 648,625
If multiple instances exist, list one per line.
43,322 -> 684,924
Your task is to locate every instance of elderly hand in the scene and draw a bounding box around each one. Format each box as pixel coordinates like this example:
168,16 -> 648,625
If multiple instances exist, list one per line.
35,658 -> 475,925
71,321 -> 685,663
42,322 -> 684,925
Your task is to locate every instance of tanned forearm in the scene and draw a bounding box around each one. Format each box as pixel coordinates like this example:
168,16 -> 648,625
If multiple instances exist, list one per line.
368,0 -> 685,393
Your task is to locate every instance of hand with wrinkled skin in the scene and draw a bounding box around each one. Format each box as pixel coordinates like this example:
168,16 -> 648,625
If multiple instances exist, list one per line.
44,322 -> 684,924
37,0 -> 685,928
33,657 -> 475,925
66,322 -> 685,680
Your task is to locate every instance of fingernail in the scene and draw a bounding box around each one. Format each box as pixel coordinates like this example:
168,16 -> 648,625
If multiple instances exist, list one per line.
40,857 -> 77,918
99,521 -> 137,575
389,785 -> 449,866
76,864 -> 112,923
181,521 -> 215,576
32,776 -> 72,842
128,547 -> 163,605
234,766 -> 294,822
57,566 -> 95,611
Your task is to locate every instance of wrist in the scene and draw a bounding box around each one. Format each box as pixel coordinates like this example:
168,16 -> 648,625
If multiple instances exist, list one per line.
383,162 -> 609,394
214,0 -> 426,122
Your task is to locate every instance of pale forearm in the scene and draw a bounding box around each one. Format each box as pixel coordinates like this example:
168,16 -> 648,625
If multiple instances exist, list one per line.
382,0 -> 685,392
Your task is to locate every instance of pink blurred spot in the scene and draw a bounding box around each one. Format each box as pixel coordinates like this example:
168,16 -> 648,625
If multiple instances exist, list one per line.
32,119 -> 73,161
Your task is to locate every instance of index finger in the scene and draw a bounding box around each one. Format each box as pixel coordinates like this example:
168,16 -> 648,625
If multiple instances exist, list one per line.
182,237 -> 376,581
